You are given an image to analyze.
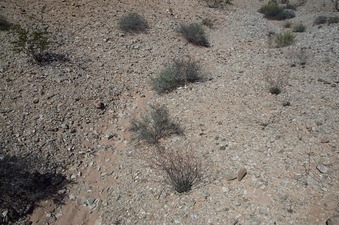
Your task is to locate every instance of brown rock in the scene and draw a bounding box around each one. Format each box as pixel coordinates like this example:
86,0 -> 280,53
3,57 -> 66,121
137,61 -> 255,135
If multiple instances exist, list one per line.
237,168 -> 247,181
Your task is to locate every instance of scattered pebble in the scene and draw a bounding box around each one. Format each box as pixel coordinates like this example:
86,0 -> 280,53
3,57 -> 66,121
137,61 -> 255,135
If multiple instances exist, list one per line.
237,168 -> 247,181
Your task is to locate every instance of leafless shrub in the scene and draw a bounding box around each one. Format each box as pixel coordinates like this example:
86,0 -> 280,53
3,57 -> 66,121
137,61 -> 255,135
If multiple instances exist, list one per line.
264,67 -> 289,95
155,150 -> 203,193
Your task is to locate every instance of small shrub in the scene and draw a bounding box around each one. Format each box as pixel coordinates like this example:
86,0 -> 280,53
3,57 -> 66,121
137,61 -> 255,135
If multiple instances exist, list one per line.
269,87 -> 282,95
12,24 -> 52,63
284,21 -> 292,28
0,16 -> 12,31
201,18 -> 214,28
179,23 -> 209,47
259,3 -> 295,20
157,150 -> 202,193
314,15 -> 328,25
293,23 -> 306,32
265,71 -> 287,95
258,3 -> 284,20
204,0 -> 232,8
332,0 -> 339,11
328,16 -> 339,24
118,12 -> 149,33
152,58 -> 203,94
274,31 -> 295,47
130,104 -> 183,144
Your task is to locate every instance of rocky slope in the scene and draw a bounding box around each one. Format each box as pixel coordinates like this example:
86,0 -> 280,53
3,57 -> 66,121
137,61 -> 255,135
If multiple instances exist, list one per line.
0,0 -> 338,224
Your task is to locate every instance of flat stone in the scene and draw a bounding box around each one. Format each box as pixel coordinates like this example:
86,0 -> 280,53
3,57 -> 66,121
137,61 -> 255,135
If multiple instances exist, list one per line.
316,164 -> 329,174
225,173 -> 237,181
86,197 -> 96,206
237,168 -> 247,181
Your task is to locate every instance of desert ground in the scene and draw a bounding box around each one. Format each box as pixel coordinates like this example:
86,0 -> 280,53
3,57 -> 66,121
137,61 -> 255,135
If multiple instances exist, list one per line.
0,0 -> 338,224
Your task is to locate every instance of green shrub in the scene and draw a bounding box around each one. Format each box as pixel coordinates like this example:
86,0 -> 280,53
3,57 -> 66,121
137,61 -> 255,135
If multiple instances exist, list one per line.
269,87 -> 282,95
12,24 -> 52,63
258,3 -> 284,20
0,16 -> 11,31
274,31 -> 295,47
179,23 -> 209,47
328,16 -> 339,24
152,58 -> 203,94
314,15 -> 328,25
204,0 -> 232,8
157,150 -> 202,193
130,104 -> 183,144
293,23 -> 306,32
118,12 -> 149,33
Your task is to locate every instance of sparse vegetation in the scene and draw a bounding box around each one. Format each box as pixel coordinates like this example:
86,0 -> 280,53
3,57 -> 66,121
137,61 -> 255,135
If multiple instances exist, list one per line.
179,23 -> 210,47
203,0 -> 233,8
293,23 -> 306,32
156,150 -> 202,193
12,24 -> 52,63
118,12 -> 149,33
274,31 -> 295,47
0,16 -> 11,31
269,86 -> 282,95
314,15 -> 328,25
258,3 -> 295,20
284,21 -> 292,28
328,16 -> 339,24
151,58 -> 204,94
130,104 -> 183,144
265,70 -> 287,95
258,3 -> 284,20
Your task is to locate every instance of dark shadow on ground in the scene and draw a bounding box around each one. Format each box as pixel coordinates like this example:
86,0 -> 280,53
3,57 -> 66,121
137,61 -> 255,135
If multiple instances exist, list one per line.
0,153 -> 70,224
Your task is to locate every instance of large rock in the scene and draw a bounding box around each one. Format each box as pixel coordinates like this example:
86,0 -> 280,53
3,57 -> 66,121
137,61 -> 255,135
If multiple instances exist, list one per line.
327,215 -> 339,225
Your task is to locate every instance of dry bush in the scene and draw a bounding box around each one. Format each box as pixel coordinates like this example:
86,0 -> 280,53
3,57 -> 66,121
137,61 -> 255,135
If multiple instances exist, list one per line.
130,104 -> 183,145
118,12 -> 149,33
274,31 -> 295,47
155,150 -> 203,193
264,67 -> 289,95
179,23 -> 210,47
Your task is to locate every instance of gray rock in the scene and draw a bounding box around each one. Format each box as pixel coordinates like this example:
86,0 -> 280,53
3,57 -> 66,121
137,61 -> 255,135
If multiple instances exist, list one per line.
225,173 -> 237,181
86,197 -> 96,206
316,164 -> 329,174
237,168 -> 247,181
219,140 -> 228,150
327,215 -> 339,225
